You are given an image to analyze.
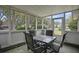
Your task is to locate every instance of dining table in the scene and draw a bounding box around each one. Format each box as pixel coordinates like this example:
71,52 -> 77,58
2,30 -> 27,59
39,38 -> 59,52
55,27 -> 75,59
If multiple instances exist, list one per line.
33,35 -> 56,44
33,35 -> 56,52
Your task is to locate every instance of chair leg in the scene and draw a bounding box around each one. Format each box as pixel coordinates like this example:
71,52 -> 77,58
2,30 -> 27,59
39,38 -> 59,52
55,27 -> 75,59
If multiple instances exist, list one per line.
45,44 -> 48,53
27,46 -> 30,50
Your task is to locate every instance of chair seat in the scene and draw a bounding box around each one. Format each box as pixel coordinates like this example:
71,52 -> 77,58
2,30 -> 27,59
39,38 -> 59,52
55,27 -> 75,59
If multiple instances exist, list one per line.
32,46 -> 46,53
53,42 -> 60,46
48,43 -> 60,53
46,32 -> 68,53
52,44 -> 60,52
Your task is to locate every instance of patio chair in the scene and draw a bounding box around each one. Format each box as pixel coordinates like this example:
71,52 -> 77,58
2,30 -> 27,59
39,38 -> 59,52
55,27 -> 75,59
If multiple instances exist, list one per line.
46,30 -> 53,36
48,32 -> 68,53
24,32 -> 46,53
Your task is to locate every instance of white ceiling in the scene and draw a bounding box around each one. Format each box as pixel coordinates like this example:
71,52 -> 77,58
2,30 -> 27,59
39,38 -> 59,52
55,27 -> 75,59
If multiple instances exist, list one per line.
12,5 -> 79,17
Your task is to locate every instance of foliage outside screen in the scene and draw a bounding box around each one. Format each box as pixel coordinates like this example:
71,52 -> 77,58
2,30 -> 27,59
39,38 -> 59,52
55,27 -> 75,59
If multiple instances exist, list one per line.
68,19 -> 77,31
16,24 -> 25,30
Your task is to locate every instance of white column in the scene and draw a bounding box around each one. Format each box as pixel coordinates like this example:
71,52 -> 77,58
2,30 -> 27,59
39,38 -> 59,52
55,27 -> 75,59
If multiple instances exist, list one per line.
42,17 -> 44,30
27,15 -> 30,30
51,16 -> 54,31
25,15 -> 28,32
77,17 -> 79,32
10,9 -> 16,30
36,17 -> 37,31
8,9 -> 12,46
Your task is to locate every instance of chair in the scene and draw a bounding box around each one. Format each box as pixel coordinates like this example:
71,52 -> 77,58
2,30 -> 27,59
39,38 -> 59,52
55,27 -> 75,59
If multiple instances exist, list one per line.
24,32 -> 46,53
0,44 -> 1,52
36,30 -> 42,36
41,30 -> 45,35
48,32 -> 68,53
46,30 -> 53,36
29,30 -> 36,36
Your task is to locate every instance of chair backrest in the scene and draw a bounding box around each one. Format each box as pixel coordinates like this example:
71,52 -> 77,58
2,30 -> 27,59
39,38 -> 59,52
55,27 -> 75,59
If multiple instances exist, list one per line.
36,30 -> 42,36
41,30 -> 45,35
60,32 -> 68,47
24,32 -> 34,49
46,30 -> 53,36
29,30 -> 36,36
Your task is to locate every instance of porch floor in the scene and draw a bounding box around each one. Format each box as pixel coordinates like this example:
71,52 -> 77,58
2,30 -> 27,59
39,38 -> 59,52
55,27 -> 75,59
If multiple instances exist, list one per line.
4,44 -> 79,53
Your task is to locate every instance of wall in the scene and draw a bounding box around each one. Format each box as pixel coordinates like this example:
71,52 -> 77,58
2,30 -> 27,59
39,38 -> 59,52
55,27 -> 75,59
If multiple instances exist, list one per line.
54,32 -> 79,45
0,30 -> 79,48
11,31 -> 25,45
65,32 -> 79,45
0,32 -> 9,48
0,31 -> 25,48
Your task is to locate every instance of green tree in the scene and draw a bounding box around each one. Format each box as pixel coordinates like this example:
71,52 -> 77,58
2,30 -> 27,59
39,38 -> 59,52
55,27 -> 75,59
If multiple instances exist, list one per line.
68,19 -> 77,31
